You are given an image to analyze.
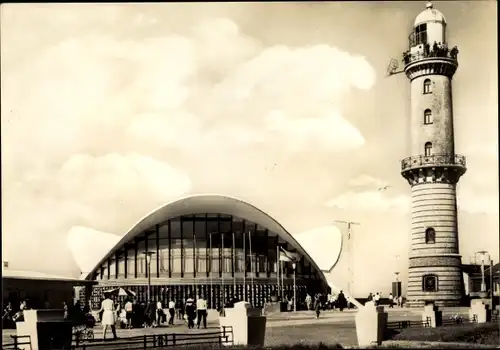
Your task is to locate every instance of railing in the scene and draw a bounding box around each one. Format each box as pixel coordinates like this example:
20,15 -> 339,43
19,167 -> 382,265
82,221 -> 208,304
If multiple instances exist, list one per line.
403,46 -> 459,66
71,325 -> 233,349
2,335 -> 32,350
401,154 -> 466,172
386,319 -> 430,330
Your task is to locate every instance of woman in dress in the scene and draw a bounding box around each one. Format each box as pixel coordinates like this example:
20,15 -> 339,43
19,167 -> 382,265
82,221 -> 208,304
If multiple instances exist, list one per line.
97,292 -> 117,340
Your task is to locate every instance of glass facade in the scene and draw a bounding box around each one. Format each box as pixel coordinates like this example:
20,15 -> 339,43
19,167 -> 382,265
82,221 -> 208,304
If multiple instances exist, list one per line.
90,213 -> 326,309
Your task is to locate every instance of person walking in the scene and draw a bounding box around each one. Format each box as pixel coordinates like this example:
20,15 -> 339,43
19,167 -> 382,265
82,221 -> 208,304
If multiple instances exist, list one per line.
313,295 -> 321,319
196,295 -> 208,329
176,299 -> 184,321
337,291 -> 347,312
388,293 -> 394,308
374,293 -> 381,306
185,296 -> 196,329
156,300 -> 164,327
124,299 -> 133,329
97,292 -> 118,340
168,300 -> 175,325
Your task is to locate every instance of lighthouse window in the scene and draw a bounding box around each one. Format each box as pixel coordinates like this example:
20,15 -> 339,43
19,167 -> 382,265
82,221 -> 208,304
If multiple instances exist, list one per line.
424,109 -> 433,124
423,79 -> 432,94
422,274 -> 438,292
424,142 -> 432,157
425,228 -> 436,244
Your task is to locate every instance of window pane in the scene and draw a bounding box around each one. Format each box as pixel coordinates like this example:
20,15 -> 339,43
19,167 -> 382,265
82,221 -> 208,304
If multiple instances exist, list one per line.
196,248 -> 207,273
172,247 -> 182,275
159,239 -> 169,276
127,246 -> 136,277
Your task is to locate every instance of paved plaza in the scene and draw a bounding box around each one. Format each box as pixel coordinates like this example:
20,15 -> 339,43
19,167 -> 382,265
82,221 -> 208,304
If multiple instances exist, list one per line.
2,307 -> 471,348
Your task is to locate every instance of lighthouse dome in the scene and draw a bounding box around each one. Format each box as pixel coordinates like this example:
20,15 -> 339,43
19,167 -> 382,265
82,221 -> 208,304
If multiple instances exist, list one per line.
414,2 -> 446,27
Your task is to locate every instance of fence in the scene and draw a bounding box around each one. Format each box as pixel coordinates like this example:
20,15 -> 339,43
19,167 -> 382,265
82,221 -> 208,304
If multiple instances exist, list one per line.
387,314 -> 480,331
2,335 -> 32,350
386,319 -> 430,330
4,326 -> 233,350
72,326 -> 233,350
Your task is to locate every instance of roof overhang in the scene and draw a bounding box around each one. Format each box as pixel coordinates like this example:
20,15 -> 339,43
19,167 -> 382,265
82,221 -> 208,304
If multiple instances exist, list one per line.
85,194 -> 328,287
3,270 -> 97,286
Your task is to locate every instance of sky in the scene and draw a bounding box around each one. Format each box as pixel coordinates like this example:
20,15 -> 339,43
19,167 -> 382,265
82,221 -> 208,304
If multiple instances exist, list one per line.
1,1 -> 498,296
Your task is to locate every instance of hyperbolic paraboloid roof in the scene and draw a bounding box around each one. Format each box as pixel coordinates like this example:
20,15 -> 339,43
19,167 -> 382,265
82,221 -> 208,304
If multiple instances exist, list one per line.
85,194 -> 329,286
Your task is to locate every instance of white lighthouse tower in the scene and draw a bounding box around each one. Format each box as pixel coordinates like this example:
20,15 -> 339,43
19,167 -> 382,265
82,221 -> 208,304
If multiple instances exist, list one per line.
400,2 -> 466,307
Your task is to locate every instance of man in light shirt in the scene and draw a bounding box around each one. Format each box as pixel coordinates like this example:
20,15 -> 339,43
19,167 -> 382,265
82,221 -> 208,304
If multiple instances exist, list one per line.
156,300 -> 164,327
168,300 -> 176,325
196,295 -> 208,329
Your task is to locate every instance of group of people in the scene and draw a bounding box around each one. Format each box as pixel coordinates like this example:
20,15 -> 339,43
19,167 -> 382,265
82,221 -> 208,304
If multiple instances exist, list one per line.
95,292 -> 210,339
304,290 -> 348,318
366,292 -> 404,308
403,41 -> 459,65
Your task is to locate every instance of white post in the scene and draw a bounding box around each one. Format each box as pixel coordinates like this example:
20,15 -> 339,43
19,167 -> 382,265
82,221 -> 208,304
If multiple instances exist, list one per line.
292,262 -> 296,312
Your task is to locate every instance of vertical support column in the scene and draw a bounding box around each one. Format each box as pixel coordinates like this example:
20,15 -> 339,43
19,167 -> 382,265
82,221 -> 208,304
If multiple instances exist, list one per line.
124,246 -> 128,279
205,214 -> 209,278
230,217 -> 234,278
134,239 -> 138,279
115,251 -> 119,279
218,216 -> 222,278
254,223 -> 259,278
180,217 -> 184,278
107,257 -> 111,280
243,220 -> 247,279
168,220 -> 172,278
145,233 -> 149,278
156,225 -> 160,278
193,217 -> 197,279
265,229 -> 270,278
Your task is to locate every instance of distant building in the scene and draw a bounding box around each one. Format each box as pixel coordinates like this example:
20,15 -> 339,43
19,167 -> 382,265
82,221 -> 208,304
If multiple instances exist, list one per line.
2,267 -> 95,309
463,263 -> 500,297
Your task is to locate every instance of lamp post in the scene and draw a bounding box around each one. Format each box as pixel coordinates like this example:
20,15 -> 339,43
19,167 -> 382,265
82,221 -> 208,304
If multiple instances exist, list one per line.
475,251 -> 490,294
292,262 -> 296,312
143,252 -> 155,302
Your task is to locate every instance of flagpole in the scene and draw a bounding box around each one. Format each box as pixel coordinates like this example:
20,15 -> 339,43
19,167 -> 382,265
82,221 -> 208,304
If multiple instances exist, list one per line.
249,231 -> 254,306
222,232 -> 225,312
243,231 -> 246,301
210,234 -> 213,309
276,244 -> 280,300
280,259 -> 284,299
194,232 -> 197,294
232,232 -> 236,300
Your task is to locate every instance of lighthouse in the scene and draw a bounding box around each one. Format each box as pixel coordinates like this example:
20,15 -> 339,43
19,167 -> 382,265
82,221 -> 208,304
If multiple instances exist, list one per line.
400,2 -> 466,307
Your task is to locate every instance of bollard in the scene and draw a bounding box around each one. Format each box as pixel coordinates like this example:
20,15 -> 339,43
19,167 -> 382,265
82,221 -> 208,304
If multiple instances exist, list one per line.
355,301 -> 388,347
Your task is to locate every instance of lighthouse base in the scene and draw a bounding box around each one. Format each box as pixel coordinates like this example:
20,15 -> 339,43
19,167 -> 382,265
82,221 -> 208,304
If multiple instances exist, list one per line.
405,299 -> 461,308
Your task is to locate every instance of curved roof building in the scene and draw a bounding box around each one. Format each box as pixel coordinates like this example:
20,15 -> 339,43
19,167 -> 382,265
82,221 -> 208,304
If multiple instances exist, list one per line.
85,195 -> 330,309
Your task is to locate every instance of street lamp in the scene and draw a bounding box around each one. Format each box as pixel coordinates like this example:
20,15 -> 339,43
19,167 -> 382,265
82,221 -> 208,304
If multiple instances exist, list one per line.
292,262 -> 296,312
143,251 -> 155,302
475,251 -> 490,294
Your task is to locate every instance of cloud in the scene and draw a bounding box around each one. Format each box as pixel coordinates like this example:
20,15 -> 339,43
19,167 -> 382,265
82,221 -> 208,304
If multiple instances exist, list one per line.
294,225 -> 343,271
458,191 -> 499,215
325,190 -> 411,213
347,175 -> 388,189
1,9 -> 376,275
